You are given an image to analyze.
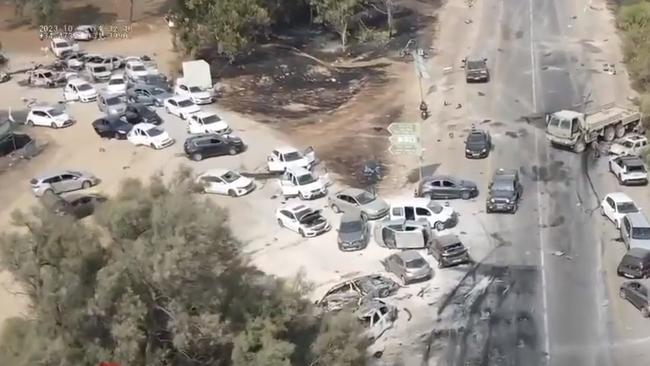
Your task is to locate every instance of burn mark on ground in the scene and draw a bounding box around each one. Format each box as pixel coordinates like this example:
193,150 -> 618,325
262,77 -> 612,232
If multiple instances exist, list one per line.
521,161 -> 570,182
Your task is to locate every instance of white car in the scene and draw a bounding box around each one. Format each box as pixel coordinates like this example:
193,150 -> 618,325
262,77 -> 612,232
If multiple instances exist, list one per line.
187,111 -> 231,134
174,78 -> 214,105
106,74 -> 127,94
26,105 -> 75,128
86,64 -> 111,82
609,135 -> 649,157
196,169 -> 255,197
164,96 -> 201,119
276,203 -> 331,237
125,61 -> 149,81
49,37 -> 75,57
127,123 -> 175,149
278,167 -> 328,200
124,56 -> 158,74
609,155 -> 649,186
601,192 -> 641,228
72,25 -> 97,41
267,146 -> 316,172
63,78 -> 97,102
388,198 -> 457,231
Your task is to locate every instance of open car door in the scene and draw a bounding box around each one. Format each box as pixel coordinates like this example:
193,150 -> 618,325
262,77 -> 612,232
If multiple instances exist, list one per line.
278,172 -> 298,197
63,84 -> 77,101
304,146 -> 316,165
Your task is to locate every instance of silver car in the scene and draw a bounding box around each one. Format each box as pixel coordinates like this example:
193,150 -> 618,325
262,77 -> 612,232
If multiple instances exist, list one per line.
126,84 -> 174,107
98,92 -> 127,115
381,250 -> 433,285
337,211 -> 370,251
374,219 -> 432,249
30,170 -> 100,197
620,212 -> 650,250
328,188 -> 389,220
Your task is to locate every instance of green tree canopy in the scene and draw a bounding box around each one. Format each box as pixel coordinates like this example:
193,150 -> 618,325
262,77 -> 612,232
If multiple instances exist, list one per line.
0,167 -> 367,366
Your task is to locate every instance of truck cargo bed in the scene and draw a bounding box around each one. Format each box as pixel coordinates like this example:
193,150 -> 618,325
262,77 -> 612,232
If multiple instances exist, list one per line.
585,103 -> 641,131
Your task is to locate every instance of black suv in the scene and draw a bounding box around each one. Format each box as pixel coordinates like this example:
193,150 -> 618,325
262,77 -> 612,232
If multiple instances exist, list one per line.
464,56 -> 489,83
486,169 -> 522,214
183,134 -> 245,161
429,234 -> 471,268
465,129 -> 491,158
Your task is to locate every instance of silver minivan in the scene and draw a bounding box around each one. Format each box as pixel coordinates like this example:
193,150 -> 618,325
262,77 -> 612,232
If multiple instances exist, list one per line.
373,219 -> 433,249
621,212 -> 650,250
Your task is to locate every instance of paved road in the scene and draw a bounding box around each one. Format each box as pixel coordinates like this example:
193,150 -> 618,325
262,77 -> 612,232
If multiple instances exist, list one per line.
421,0 -> 620,365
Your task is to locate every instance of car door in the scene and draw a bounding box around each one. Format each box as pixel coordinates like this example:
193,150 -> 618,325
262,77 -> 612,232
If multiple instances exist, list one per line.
64,83 -> 77,100
178,84 -> 189,96
304,146 -> 316,164
415,206 -> 433,224
32,111 -> 47,126
441,179 -> 459,198
133,127 -> 146,145
267,151 -> 283,172
396,224 -> 425,249
202,175 -> 226,195
279,171 -> 298,196
337,194 -> 356,211
281,210 -> 300,232
60,173 -> 82,191
168,99 -> 178,114
46,175 -> 64,193
630,283 -> 646,309
621,217 -> 632,249
389,255 -> 405,277
390,206 -> 405,221
428,181 -> 442,198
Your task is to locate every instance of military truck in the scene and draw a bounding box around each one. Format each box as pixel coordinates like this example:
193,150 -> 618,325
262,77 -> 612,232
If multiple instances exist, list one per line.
545,103 -> 642,153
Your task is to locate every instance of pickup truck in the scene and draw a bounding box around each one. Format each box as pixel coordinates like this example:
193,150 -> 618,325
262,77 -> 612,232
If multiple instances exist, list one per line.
546,103 -> 643,153
267,146 -> 316,173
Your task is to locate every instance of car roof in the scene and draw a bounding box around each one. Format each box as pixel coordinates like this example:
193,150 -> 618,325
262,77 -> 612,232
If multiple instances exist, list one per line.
426,175 -> 456,181
35,169 -> 79,179
133,122 -> 157,130
397,250 -> 424,261
606,192 -> 634,203
286,167 -> 311,175
435,234 -> 462,246
494,168 -> 518,176
187,133 -> 222,142
283,203 -> 312,212
109,73 -> 124,79
275,146 -> 299,154
625,135 -> 647,142
31,104 -> 61,112
68,78 -> 90,86
468,129 -> 487,136
200,168 -> 233,177
625,212 -> 650,227
380,219 -> 428,228
391,197 -> 438,206
169,96 -> 191,102
619,156 -> 645,165
626,247 -> 650,259
126,60 -> 145,66
100,90 -> 123,98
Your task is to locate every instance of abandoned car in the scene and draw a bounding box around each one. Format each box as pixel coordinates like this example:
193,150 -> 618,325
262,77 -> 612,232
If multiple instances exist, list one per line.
317,274 -> 399,312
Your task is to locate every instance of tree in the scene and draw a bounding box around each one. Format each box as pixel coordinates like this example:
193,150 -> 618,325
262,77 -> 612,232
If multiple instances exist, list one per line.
365,0 -> 395,36
310,311 -> 367,366
310,0 -> 362,49
30,0 -> 61,24
0,168 -> 368,366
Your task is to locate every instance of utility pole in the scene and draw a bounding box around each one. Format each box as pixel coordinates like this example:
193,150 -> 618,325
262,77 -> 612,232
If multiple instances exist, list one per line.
413,47 -> 430,183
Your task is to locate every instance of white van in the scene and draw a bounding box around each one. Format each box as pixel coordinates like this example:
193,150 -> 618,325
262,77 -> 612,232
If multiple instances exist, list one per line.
388,198 -> 457,231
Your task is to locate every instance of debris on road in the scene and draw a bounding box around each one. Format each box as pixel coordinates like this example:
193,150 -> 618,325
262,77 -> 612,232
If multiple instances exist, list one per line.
478,91 -> 485,96
456,103 -> 462,109
603,63 -> 616,75
465,19 -> 473,24
443,66 -> 453,74
551,250 -> 565,257
404,307 -> 412,321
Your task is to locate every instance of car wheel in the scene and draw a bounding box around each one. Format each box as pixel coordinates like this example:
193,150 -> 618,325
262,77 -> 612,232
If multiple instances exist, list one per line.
461,191 -> 470,200
360,212 -> 368,221
618,174 -> 624,185
642,307 -> 650,318
510,205 -> 517,214
299,228 -> 306,237
229,148 -> 237,155
277,218 -> 284,228
192,153 -> 203,161
228,189 -> 237,197
81,181 -> 91,189
113,132 -> 120,139
180,113 -> 185,120
599,206 -> 605,216
26,119 -> 34,127
434,221 -> 445,231
50,122 -> 58,129
619,289 -> 626,299
615,124 -> 626,138
331,204 -> 341,213
378,288 -> 389,298
299,191 -> 306,200
438,261 -> 444,269
573,140 -> 586,153
150,143 -> 157,150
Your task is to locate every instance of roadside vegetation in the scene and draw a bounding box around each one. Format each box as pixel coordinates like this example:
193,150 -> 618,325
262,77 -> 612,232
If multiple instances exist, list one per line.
0,168 -> 368,366
616,0 -> 650,162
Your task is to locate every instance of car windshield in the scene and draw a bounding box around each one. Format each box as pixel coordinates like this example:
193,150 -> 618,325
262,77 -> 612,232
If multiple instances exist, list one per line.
42,71 -> 53,78
284,151 -> 302,161
297,173 -> 317,185
204,115 -> 222,124
356,191 -> 375,205
147,127 -> 164,137
340,220 -> 363,233
93,66 -> 107,72
548,116 -> 561,128
632,227 -> 650,240
627,165 -> 646,173
151,88 -> 166,95
189,86 -> 202,92
47,109 -> 64,117
467,61 -> 484,69
55,42 -> 69,48
77,83 -> 93,91
428,203 -> 443,214
220,171 -> 240,183
468,133 -> 485,143
108,78 -> 124,85
405,258 -> 427,268
133,65 -> 146,71
622,140 -> 635,148
296,209 -> 315,221
106,97 -> 122,106
178,100 -> 194,107
617,202 -> 639,213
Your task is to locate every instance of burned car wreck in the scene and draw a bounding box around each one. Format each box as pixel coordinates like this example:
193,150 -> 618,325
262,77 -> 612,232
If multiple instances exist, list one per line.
357,298 -> 398,343
317,274 -> 399,312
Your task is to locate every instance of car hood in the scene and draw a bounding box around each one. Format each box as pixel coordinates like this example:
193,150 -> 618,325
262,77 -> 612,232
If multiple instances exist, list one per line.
609,143 -> 628,155
300,180 -> 325,191
78,88 -> 97,97
154,92 -> 174,101
107,105 -> 127,114
114,121 -> 133,132
140,109 -> 160,121
131,69 -> 150,76
339,230 -> 365,242
361,198 -> 389,213
107,84 -> 126,91
203,120 -> 229,131
298,210 -> 324,224
459,180 -> 477,189
466,141 -> 488,150
179,104 -> 201,113
285,157 -> 310,169
190,90 -> 212,99
490,190 -> 515,199
232,176 -> 253,188
52,113 -> 72,121
151,131 -> 172,142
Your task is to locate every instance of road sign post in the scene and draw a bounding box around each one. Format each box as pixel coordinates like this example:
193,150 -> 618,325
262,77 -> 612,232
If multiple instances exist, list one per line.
387,122 -> 425,183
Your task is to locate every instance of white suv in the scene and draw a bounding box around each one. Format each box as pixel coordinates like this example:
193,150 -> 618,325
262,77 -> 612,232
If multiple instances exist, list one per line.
26,105 -> 75,128
609,155 -> 649,186
600,192 -> 640,228
278,167 -> 327,200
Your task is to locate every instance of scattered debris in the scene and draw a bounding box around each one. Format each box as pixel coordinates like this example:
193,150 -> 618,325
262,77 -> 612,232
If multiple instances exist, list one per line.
404,307 -> 412,321
478,91 -> 485,96
551,250 -> 565,257
373,350 -> 383,358
444,100 -> 451,106
443,66 -> 453,74
571,15 -> 577,19
449,132 -> 454,138
456,103 -> 462,109
465,19 -> 473,24
603,63 -> 616,75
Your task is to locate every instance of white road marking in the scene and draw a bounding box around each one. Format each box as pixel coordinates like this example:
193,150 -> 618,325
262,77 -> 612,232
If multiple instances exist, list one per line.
529,0 -> 552,360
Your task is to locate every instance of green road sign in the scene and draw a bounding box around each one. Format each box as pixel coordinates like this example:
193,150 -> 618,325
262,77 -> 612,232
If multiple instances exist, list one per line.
388,135 -> 422,155
387,122 -> 420,136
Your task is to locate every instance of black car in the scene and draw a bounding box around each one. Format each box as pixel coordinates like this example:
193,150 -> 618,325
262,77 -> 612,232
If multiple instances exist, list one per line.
123,103 -> 162,125
429,234 -> 471,268
618,248 -> 650,279
416,175 -> 478,200
486,169 -> 522,213
42,192 -> 107,219
92,115 -> 133,139
465,129 -> 491,158
620,280 -> 650,317
183,134 -> 246,161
